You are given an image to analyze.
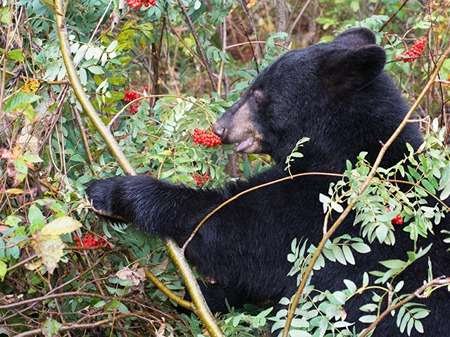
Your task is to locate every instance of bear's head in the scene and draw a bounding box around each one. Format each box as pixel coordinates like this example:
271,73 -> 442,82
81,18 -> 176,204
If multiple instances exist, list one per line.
213,28 -> 420,170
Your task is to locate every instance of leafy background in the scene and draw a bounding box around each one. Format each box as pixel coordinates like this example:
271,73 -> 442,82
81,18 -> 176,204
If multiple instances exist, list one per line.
0,0 -> 449,336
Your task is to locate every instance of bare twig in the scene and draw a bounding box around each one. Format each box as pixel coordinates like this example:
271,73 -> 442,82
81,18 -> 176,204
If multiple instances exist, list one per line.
281,44 -> 450,337
12,313 -> 138,337
239,0 -> 262,59
72,107 -> 94,167
6,254 -> 37,273
150,17 -> 166,107
175,0 -> 217,90
287,0 -> 314,38
379,0 -> 410,32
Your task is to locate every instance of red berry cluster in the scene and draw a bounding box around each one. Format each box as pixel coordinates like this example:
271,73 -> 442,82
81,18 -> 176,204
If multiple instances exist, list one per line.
192,172 -> 210,187
74,233 -> 109,249
396,37 -> 427,63
123,89 -> 141,114
192,128 -> 222,148
126,0 -> 156,10
391,214 -> 404,226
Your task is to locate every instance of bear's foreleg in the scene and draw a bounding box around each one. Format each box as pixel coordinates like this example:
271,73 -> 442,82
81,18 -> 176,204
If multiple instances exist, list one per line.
86,175 -> 223,243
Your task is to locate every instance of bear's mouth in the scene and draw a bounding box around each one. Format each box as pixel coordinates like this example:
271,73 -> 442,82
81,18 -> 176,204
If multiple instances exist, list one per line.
235,137 -> 254,152
235,136 -> 262,153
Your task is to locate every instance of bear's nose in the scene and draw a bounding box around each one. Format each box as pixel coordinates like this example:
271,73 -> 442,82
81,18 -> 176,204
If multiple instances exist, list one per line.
212,123 -> 226,139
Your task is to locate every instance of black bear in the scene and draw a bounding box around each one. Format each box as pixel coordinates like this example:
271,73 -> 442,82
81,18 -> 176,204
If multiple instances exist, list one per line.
87,28 -> 449,336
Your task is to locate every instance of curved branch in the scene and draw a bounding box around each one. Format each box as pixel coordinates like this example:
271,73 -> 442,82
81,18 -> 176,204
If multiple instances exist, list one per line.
144,269 -> 194,310
281,44 -> 450,337
53,2 -> 223,336
360,276 -> 450,337
182,172 -> 343,251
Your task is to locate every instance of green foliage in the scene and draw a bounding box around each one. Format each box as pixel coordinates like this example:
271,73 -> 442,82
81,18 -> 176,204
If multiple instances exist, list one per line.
276,128 -> 449,337
1,0 -> 449,336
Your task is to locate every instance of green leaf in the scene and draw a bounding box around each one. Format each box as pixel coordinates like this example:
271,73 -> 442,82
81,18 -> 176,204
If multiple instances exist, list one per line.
375,225 -> 389,243
379,259 -> 406,270
342,245 -> 355,265
332,245 -> 346,265
359,315 -> 377,323
414,320 -> 424,333
7,49 -> 24,62
22,153 -> 42,164
359,303 -> 377,312
394,281 -> 404,292
351,242 -> 371,254
88,65 -> 104,75
330,201 -> 344,213
3,92 -> 40,112
0,7 -> 11,24
0,260 -> 7,281
343,279 -> 357,293
28,205 -> 46,230
289,330 -> 312,337
362,272 -> 369,287
42,318 -> 62,337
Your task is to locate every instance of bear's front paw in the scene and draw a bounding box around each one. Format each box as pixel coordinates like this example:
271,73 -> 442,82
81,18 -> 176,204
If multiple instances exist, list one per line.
86,178 -> 122,220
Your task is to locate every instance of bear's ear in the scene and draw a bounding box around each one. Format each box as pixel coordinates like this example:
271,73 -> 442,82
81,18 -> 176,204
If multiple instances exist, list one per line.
319,44 -> 386,93
334,27 -> 377,47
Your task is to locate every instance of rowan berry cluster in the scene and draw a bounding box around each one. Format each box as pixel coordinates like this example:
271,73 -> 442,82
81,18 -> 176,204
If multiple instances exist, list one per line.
396,37 -> 427,63
192,128 -> 222,147
74,233 -> 109,249
126,0 -> 156,10
192,172 -> 210,187
123,89 -> 141,114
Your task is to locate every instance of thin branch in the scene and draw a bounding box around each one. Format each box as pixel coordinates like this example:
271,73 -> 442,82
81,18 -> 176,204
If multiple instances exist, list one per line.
166,240 -> 224,337
175,0 -> 217,91
281,44 -> 450,337
239,0 -> 262,59
6,254 -> 37,273
12,313 -> 136,337
182,172 -> 343,251
379,0 -> 410,32
287,0 -> 314,38
54,3 -> 134,175
359,276 -> 450,337
0,290 -> 172,319
0,291 -> 126,310
72,107 -> 94,167
144,269 -> 193,310
53,2 -> 223,336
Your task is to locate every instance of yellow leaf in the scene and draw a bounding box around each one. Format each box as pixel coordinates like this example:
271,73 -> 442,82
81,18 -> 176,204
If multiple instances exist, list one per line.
32,235 -> 65,274
21,79 -> 40,93
41,216 -> 82,236
6,188 -> 24,195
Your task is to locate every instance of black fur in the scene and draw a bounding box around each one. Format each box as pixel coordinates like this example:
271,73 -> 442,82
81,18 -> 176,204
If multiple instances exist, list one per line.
87,28 -> 449,336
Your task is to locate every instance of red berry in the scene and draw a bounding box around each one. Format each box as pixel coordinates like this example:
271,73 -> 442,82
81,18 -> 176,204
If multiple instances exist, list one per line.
142,0 -> 157,6
126,0 -> 156,9
192,128 -> 222,148
192,172 -> 210,187
123,89 -> 140,102
391,214 -> 404,225
126,0 -> 142,9
396,37 -> 427,63
123,89 -> 141,114
74,233 -> 109,249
